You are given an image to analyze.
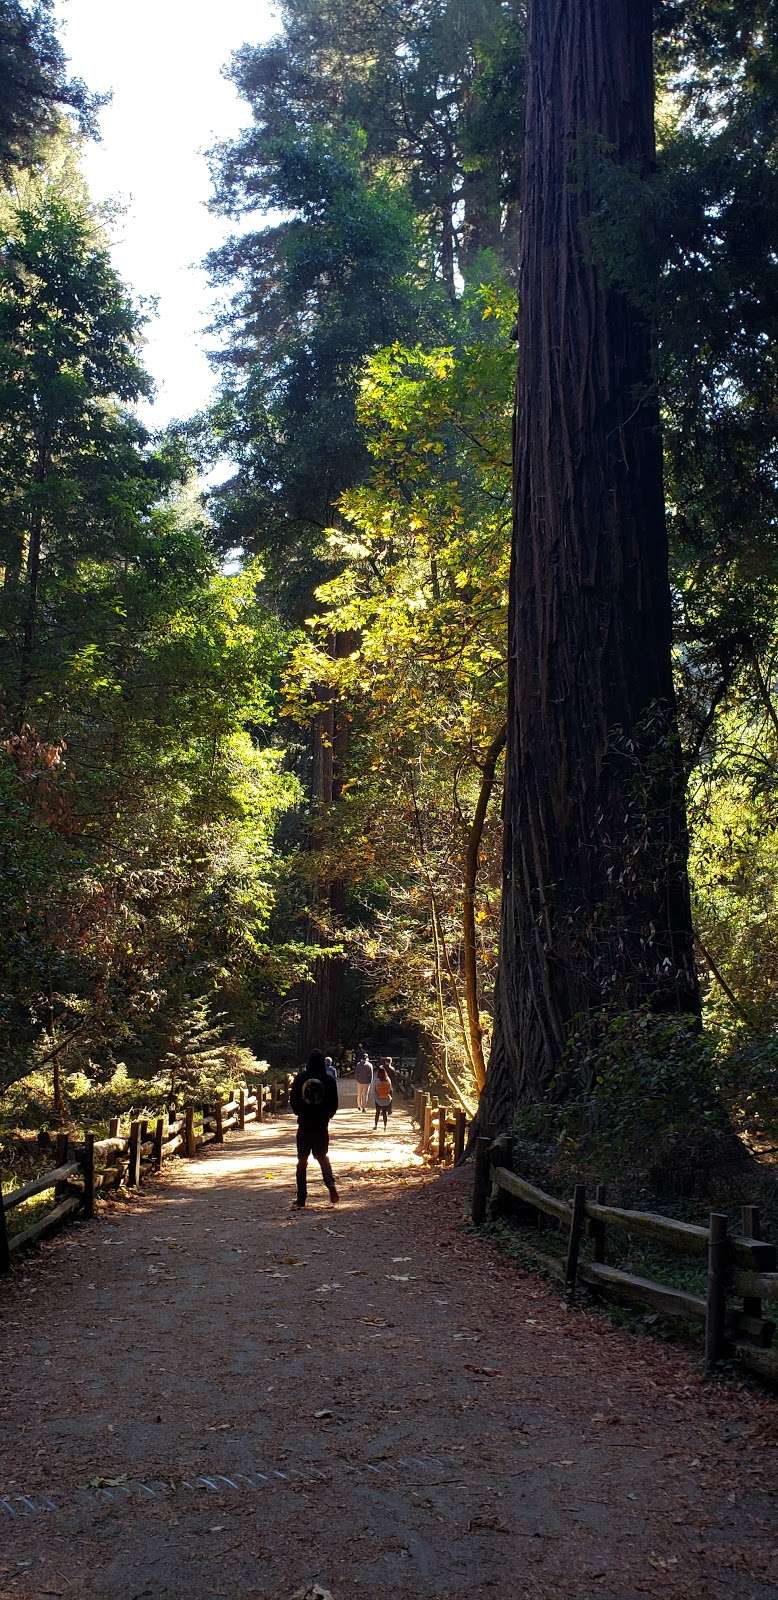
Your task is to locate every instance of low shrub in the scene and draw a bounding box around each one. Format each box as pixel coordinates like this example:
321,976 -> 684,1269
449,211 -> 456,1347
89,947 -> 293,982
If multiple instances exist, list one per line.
514,1009 -> 738,1195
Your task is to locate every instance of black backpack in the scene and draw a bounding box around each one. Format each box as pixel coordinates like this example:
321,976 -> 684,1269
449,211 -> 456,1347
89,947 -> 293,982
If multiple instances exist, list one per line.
301,1075 -> 326,1109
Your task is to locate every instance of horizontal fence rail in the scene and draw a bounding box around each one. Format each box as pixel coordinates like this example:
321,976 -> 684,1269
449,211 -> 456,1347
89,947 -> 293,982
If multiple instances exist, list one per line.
472,1137 -> 778,1386
0,1076 -> 292,1275
411,1087 -> 470,1165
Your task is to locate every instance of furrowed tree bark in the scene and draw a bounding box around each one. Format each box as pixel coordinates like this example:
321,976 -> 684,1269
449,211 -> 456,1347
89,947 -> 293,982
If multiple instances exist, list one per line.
483,0 -> 700,1133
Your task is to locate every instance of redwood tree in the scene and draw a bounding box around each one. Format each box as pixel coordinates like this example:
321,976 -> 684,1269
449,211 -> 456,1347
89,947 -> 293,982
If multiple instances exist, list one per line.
483,0 -> 700,1131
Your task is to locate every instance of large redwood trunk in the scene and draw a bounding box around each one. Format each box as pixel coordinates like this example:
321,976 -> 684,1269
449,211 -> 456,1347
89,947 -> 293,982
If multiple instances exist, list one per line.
483,0 -> 699,1132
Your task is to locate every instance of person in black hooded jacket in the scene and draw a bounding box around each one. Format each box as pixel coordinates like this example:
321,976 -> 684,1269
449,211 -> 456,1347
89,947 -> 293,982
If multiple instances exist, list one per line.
289,1049 -> 339,1207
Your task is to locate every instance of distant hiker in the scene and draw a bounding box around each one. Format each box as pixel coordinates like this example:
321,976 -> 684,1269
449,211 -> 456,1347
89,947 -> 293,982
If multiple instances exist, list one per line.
325,1054 -> 338,1080
372,1064 -> 393,1130
289,1049 -> 339,1208
354,1050 -> 373,1112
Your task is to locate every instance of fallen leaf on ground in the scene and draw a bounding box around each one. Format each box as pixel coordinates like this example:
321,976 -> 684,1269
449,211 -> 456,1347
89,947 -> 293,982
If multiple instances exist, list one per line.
469,1514 -> 510,1534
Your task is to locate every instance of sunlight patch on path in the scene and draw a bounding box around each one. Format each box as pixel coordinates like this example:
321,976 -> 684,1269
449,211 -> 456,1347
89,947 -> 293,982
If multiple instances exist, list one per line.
194,1077 -> 423,1203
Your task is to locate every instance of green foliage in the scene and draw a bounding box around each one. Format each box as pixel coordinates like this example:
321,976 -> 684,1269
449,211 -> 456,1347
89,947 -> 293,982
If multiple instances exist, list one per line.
716,1035 -> 778,1152
282,280 -> 513,1089
690,694 -> 778,1039
161,997 -> 251,1105
0,1 -> 99,172
207,128 -> 446,610
515,1011 -> 731,1190
2,0 -> 770,1149
206,2 -> 778,1108
217,0 -> 523,285
0,151 -> 304,1105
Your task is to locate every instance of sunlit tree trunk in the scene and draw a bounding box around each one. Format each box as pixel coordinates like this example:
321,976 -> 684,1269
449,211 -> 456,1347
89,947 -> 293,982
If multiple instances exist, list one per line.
17,438 -> 49,726
483,0 -> 700,1131
298,639 -> 348,1055
462,724 -> 506,1091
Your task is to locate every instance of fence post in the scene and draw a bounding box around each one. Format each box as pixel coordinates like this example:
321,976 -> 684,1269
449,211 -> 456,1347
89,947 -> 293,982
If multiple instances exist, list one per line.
128,1121 -> 141,1187
741,1204 -> 762,1321
270,1080 -> 278,1116
184,1105 -> 195,1159
153,1117 -> 165,1171
589,1183 -> 607,1264
257,1084 -> 264,1123
54,1133 -> 70,1201
453,1108 -> 467,1164
0,1180 -> 10,1274
83,1133 -> 96,1221
422,1098 -> 433,1153
437,1106 -> 447,1163
215,1100 -> 224,1145
472,1137 -> 492,1227
489,1133 -> 513,1219
238,1089 -> 246,1131
705,1212 -> 729,1373
109,1116 -> 120,1139
565,1184 -> 587,1298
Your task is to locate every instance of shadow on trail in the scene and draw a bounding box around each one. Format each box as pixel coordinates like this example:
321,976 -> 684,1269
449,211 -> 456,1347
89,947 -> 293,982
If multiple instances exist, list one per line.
0,1090 -> 774,1600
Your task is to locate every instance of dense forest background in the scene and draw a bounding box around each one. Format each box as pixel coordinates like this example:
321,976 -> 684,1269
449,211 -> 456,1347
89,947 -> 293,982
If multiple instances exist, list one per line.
0,0 -> 776,1189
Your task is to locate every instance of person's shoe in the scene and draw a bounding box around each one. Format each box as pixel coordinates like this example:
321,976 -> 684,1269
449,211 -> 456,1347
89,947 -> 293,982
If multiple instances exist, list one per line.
294,1198 -> 306,1208
328,1184 -> 339,1204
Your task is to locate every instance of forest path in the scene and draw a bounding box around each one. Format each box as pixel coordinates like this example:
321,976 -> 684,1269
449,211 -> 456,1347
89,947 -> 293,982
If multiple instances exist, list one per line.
0,1082 -> 776,1600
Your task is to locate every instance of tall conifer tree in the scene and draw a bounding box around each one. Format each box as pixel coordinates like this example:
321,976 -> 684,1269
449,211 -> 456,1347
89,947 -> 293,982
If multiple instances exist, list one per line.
484,0 -> 700,1128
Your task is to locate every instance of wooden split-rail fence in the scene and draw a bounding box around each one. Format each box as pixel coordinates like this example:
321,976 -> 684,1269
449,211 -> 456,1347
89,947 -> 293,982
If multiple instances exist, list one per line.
0,1078 -> 291,1275
411,1087 -> 470,1164
472,1135 -> 778,1383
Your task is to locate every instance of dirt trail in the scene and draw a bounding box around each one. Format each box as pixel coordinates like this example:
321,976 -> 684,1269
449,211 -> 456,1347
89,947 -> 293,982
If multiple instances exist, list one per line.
0,1081 -> 775,1600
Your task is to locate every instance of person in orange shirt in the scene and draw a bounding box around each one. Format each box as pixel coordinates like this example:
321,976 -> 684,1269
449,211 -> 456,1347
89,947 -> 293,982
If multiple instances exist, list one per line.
372,1063 -> 393,1130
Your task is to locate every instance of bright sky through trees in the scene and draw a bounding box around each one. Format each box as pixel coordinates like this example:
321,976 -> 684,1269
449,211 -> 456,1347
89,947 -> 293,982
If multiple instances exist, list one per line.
54,0 -> 276,426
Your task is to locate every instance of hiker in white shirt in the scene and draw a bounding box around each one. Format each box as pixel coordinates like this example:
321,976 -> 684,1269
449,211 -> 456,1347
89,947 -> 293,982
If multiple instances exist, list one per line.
354,1051 -> 373,1111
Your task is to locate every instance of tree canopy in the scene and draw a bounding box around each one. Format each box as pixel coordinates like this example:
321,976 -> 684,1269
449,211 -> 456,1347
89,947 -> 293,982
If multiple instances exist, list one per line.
0,1 -> 98,172
0,0 -> 776,1182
